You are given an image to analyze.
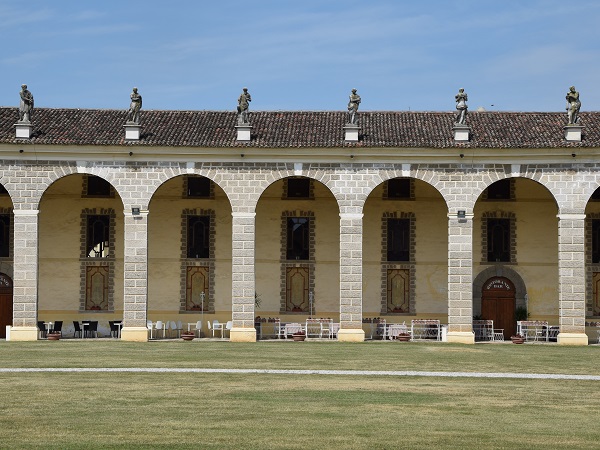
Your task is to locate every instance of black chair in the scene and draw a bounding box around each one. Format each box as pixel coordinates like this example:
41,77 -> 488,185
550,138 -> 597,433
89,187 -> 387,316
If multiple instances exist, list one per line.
109,321 -> 119,338
37,321 -> 47,338
52,321 -> 63,336
88,321 -> 98,338
73,321 -> 82,338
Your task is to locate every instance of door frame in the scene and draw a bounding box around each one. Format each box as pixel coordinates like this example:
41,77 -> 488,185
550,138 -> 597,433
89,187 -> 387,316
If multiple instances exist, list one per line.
0,273 -> 13,339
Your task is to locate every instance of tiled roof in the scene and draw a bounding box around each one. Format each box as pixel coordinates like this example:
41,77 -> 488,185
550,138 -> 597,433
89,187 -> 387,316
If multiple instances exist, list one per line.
0,107 -> 598,148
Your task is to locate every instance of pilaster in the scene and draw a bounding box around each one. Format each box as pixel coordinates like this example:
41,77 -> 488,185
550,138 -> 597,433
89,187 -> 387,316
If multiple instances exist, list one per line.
447,211 -> 474,343
338,212 -> 365,341
121,209 -> 149,341
557,213 -> 586,344
10,210 -> 39,340
230,212 -> 256,342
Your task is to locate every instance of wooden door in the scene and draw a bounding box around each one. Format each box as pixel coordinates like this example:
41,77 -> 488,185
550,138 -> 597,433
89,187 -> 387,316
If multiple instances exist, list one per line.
481,277 -> 516,339
0,273 -> 13,339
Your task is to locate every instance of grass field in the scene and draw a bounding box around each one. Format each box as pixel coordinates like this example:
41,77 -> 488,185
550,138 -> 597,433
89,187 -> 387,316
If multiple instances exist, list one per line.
0,340 -> 598,449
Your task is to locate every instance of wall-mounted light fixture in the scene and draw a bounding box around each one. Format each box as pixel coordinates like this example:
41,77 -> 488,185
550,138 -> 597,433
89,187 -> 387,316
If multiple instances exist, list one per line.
19,149 -> 24,153
131,207 -> 140,215
459,153 -> 464,158
457,210 -> 466,219
129,151 -> 133,156
240,154 -> 244,158
572,153 -> 576,158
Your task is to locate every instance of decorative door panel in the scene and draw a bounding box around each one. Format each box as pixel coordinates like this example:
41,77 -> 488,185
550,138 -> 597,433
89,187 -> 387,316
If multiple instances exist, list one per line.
387,269 -> 410,313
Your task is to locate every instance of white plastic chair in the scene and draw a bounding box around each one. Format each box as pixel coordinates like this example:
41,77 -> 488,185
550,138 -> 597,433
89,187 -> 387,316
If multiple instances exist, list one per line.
170,321 -> 179,338
207,320 -> 212,337
225,320 -> 233,338
164,320 -> 172,338
155,320 -> 164,339
212,320 -> 224,338
176,321 -> 183,337
147,320 -> 154,340
194,320 -> 203,338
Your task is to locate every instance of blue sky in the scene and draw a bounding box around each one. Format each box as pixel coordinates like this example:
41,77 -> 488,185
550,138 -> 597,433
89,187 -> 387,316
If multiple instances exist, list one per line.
1,0 -> 599,112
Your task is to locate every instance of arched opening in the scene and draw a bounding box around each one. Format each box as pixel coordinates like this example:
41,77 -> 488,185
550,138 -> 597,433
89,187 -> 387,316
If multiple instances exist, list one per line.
255,176 -> 339,327
148,174 -> 232,337
363,177 -> 447,325
38,174 -> 124,337
473,177 -> 558,325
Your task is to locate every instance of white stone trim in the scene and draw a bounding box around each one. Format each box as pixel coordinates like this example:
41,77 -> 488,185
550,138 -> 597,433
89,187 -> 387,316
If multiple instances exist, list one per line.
13,210 -> 39,216
339,213 -> 363,220
231,212 -> 256,218
557,214 -> 586,220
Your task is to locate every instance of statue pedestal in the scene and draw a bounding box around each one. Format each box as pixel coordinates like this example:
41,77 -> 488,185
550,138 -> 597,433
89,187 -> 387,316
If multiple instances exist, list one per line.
564,125 -> 583,142
452,124 -> 470,142
15,122 -> 32,139
124,124 -> 140,141
236,125 -> 252,141
343,124 -> 360,142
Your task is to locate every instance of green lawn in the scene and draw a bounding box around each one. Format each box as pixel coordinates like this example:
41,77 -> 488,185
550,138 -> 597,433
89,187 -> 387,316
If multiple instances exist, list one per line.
0,340 -> 598,449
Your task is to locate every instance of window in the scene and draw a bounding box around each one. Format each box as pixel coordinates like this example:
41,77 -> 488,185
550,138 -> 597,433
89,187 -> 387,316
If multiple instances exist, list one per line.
286,178 -> 311,199
0,215 -> 9,257
186,177 -> 211,198
286,217 -> 310,260
86,215 -> 110,258
187,216 -> 210,258
487,218 -> 510,262
86,176 -> 112,197
387,219 -> 410,261
386,178 -> 411,199
186,266 -> 209,311
286,267 -> 310,312
486,179 -> 511,200
85,266 -> 109,310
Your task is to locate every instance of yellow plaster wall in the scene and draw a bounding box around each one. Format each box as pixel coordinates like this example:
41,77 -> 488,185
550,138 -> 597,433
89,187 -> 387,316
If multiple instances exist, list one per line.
473,178 -> 559,319
255,179 -> 340,318
147,176 -> 232,319
38,174 -> 124,323
363,180 -> 448,318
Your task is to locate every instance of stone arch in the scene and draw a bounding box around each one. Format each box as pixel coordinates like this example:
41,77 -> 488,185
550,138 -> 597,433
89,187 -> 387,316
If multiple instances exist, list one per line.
472,266 -> 527,317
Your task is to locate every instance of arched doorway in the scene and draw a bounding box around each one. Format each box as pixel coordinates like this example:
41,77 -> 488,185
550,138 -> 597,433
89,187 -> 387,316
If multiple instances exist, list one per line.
0,273 -> 13,338
482,277 -> 515,339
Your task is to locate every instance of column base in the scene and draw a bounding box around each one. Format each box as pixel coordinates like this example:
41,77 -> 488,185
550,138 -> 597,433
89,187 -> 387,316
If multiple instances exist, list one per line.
230,327 -> 257,342
446,331 -> 475,344
557,332 -> 589,346
8,326 -> 38,341
337,328 -> 365,342
121,327 -> 149,342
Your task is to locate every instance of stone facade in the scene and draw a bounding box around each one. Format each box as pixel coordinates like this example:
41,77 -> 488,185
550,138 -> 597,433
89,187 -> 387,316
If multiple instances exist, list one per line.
2,108 -> 600,345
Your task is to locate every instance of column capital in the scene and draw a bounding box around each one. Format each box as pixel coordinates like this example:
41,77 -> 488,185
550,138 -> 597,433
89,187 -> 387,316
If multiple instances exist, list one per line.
13,209 -> 39,216
124,209 -> 149,218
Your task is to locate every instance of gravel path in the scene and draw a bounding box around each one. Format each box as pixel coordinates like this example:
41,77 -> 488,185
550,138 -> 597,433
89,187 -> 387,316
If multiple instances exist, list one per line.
0,367 -> 598,380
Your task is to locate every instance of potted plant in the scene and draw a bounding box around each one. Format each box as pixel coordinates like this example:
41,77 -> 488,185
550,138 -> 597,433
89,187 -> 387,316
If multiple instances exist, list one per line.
510,333 -> 525,344
181,331 -> 195,341
292,331 -> 306,341
47,332 -> 61,341
396,332 -> 411,342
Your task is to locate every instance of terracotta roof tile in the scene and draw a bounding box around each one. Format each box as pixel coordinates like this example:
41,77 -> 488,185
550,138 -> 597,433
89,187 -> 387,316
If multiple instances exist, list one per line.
0,107 -> 597,148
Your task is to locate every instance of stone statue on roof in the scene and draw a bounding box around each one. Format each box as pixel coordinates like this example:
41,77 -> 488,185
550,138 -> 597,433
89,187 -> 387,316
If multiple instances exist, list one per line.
19,84 -> 34,123
566,86 -> 581,125
455,88 -> 468,125
347,88 -> 361,125
237,87 -> 251,125
126,87 -> 142,124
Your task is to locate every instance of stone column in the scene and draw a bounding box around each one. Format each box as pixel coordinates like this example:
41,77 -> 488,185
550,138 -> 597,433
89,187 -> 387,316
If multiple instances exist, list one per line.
120,209 -> 149,341
338,213 -> 365,342
447,211 -> 475,344
556,214 -> 588,345
10,210 -> 39,340
230,212 -> 256,342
